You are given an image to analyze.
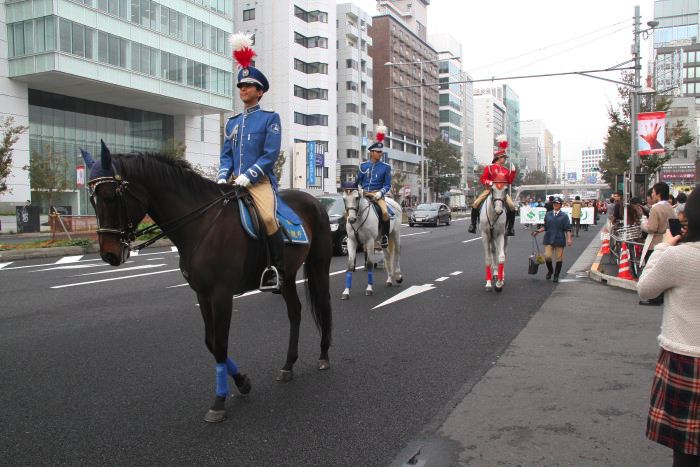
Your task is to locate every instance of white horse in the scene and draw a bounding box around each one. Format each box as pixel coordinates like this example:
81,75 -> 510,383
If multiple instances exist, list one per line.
341,189 -> 403,300
479,183 -> 509,292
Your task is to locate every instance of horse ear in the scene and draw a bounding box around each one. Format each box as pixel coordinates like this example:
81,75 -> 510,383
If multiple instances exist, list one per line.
79,148 -> 95,169
100,140 -> 111,170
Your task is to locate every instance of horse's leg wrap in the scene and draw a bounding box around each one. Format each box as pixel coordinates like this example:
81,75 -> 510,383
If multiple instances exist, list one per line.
215,363 -> 229,398
498,263 -> 505,280
485,266 -> 493,281
367,270 -> 374,285
345,271 -> 352,289
225,357 -> 239,376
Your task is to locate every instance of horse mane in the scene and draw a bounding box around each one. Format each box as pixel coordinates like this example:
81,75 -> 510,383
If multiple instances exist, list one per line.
116,152 -> 218,193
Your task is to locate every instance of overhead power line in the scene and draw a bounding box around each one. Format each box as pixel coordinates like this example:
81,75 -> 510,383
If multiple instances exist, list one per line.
469,17 -> 630,73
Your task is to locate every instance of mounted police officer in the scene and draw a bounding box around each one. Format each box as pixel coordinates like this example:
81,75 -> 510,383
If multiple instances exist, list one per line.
355,123 -> 392,248
218,33 -> 284,293
468,134 -> 517,236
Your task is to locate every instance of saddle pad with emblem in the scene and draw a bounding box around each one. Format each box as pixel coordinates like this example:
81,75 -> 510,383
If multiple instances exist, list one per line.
371,203 -> 396,219
238,197 -> 309,245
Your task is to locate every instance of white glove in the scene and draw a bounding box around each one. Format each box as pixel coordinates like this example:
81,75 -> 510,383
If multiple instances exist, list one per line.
234,174 -> 251,188
217,178 -> 227,184
374,192 -> 382,200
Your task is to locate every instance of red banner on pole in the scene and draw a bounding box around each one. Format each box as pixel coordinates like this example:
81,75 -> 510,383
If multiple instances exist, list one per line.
638,111 -> 666,156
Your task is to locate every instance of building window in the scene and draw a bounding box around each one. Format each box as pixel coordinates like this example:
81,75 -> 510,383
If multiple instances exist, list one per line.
346,126 -> 359,136
294,5 -> 328,23
294,32 -> 328,49
294,85 -> 328,100
294,58 -> 328,74
294,112 -> 328,126
243,8 -> 255,21
346,149 -> 359,159
346,103 -> 358,113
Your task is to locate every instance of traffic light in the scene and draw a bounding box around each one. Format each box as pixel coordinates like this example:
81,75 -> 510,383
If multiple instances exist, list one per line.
615,174 -> 624,191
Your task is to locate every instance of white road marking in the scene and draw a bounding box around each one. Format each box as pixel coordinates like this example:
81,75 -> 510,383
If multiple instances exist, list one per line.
450,271 -> 463,276
400,231 -> 429,238
0,262 -> 13,270
33,264 -> 105,272
372,283 -> 436,310
70,264 -> 165,277
51,268 -> 180,289
146,257 -> 164,261
56,255 -> 83,264
462,238 -> 481,243
0,258 -> 103,271
171,246 -> 178,252
435,277 -> 449,282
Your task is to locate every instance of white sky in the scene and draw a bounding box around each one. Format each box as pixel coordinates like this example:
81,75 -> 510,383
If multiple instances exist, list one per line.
349,0 -> 655,169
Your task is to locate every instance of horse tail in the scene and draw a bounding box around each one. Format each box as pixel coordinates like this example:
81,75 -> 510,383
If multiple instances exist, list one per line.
303,202 -> 333,342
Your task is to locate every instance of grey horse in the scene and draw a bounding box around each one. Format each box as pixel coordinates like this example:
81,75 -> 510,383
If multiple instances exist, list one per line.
479,183 -> 509,292
341,188 -> 403,300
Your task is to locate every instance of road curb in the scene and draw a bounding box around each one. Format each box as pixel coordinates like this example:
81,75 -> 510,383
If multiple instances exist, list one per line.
0,239 -> 174,262
588,244 -> 638,292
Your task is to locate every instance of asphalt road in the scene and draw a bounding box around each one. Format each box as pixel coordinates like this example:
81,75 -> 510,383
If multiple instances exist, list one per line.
0,219 -> 597,466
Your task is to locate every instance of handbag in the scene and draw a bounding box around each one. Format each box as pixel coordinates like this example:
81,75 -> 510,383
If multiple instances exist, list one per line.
528,236 -> 543,275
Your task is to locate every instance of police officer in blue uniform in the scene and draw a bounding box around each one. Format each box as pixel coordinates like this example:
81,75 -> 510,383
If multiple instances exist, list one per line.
356,141 -> 392,248
217,64 -> 285,292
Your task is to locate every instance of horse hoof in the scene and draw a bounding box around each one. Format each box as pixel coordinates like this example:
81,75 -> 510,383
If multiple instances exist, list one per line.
365,290 -> 373,296
236,374 -> 252,395
340,293 -> 349,300
318,359 -> 330,371
485,285 -> 492,292
386,281 -> 392,287
396,277 -> 403,284
204,409 -> 226,423
495,286 -> 503,293
277,369 -> 294,382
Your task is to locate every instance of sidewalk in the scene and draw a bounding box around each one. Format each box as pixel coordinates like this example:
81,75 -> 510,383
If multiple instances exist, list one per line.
391,238 -> 669,466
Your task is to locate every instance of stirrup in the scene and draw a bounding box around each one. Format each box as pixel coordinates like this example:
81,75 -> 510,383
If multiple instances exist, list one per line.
380,235 -> 389,249
259,266 -> 281,293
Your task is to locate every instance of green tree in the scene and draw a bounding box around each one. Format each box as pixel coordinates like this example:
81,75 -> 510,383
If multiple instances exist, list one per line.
425,138 -> 462,197
0,117 -> 28,195
512,163 -> 524,186
162,139 -> 187,159
25,144 -> 70,209
273,150 -> 285,181
522,169 -> 548,185
390,169 -> 407,199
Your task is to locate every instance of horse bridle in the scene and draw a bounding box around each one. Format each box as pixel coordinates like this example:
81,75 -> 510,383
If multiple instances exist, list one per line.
485,185 -> 506,232
89,163 -> 241,252
344,189 -> 371,234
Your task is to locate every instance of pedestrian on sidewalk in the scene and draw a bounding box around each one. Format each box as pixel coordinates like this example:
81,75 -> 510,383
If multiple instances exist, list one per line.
571,196 -> 583,237
640,182 -> 677,306
531,197 -> 573,283
638,186 -> 700,467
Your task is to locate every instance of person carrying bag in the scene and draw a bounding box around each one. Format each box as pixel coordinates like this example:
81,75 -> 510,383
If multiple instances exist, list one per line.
528,235 -> 544,275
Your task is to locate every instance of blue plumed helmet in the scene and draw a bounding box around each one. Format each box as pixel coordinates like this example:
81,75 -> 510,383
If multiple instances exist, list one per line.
231,33 -> 269,92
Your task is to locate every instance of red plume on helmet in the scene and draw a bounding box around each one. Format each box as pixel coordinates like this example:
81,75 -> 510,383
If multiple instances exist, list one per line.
375,120 -> 387,143
230,33 -> 256,69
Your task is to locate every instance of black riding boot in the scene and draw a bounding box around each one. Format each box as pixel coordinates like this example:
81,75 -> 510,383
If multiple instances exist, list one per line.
380,219 -> 390,249
506,210 -> 516,236
553,261 -> 562,283
468,207 -> 479,233
261,230 -> 285,293
545,261 -> 553,280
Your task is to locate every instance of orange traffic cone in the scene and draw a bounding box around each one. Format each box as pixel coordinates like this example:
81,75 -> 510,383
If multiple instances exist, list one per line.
617,243 -> 634,280
600,237 -> 610,255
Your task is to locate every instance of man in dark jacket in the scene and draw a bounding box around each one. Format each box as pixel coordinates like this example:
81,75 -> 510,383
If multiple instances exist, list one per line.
532,197 -> 573,282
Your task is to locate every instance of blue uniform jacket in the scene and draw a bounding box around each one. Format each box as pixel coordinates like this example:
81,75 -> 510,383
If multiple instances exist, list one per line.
356,160 -> 391,196
218,104 -> 282,186
543,210 -> 572,246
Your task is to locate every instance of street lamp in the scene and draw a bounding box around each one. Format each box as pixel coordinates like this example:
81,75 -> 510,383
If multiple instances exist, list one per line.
384,55 -> 461,204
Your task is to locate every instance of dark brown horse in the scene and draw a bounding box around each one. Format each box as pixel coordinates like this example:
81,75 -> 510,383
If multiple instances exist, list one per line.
86,142 -> 332,423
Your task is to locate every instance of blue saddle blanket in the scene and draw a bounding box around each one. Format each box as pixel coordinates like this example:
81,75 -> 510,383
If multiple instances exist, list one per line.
372,202 -> 396,219
238,196 -> 309,245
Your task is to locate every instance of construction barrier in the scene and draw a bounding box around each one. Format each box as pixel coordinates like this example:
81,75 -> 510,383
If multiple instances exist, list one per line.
617,243 -> 634,280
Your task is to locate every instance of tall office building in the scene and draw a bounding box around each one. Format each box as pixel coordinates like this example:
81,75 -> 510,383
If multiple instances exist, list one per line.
473,92 -> 505,167
477,85 -> 521,170
581,147 -> 606,183
336,2 -> 373,185
369,0 -> 438,203
1,0 -> 234,213
520,119 -> 552,175
653,0 -> 700,185
430,32 -> 474,191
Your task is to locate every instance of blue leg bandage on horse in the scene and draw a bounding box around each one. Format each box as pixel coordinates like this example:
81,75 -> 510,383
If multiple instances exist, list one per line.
226,358 -> 239,377
216,363 -> 229,398
345,271 -> 352,289
367,270 -> 374,285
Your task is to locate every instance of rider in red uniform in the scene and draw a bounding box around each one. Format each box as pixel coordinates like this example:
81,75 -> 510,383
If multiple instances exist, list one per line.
468,135 -> 517,236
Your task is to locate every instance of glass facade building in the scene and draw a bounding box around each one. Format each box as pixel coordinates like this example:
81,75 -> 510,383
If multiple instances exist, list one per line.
1,0 -> 233,213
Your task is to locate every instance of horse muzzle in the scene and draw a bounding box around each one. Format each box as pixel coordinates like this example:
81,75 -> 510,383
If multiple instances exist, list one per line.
348,217 -> 357,224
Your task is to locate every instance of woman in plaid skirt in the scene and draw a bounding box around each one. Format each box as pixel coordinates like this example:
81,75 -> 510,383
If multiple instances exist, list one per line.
638,186 -> 700,466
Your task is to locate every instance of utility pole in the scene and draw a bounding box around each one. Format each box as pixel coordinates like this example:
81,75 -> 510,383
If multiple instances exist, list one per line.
625,5 -> 642,227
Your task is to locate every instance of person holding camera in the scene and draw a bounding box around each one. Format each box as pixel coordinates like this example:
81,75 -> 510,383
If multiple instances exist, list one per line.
639,186 -> 700,467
